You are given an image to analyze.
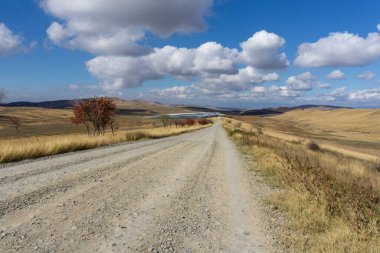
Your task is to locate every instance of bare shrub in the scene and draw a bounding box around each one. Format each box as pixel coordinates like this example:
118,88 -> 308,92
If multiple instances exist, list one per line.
184,118 -> 196,127
307,141 -> 320,151
197,118 -> 212,125
241,129 -> 255,146
239,124 -> 264,146
159,115 -> 170,128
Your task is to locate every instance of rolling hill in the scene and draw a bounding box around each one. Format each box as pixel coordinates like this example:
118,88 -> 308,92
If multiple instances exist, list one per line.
1,98 -> 352,116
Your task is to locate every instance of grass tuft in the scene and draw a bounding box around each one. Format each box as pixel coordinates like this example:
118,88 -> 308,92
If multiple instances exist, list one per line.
307,141 -> 321,151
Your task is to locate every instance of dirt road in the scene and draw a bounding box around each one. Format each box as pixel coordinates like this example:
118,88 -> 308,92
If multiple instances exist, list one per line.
0,122 -> 277,252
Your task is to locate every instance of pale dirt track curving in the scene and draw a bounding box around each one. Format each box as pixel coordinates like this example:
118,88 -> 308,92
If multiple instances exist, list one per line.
0,121 -> 279,253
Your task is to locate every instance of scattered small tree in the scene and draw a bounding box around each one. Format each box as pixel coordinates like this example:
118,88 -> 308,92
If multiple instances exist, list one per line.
8,116 -> 21,135
197,118 -> 212,125
174,119 -> 186,127
184,118 -> 195,127
160,114 -> 170,128
71,97 -> 117,135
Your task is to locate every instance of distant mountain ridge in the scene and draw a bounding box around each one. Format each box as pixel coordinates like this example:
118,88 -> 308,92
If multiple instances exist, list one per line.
1,100 -> 79,109
178,104 -> 352,116
1,99 -> 352,116
0,97 -> 148,109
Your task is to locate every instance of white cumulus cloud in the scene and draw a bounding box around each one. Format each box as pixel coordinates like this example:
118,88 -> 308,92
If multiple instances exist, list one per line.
348,88 -> 380,101
41,1 -> 292,99
0,23 -> 25,56
327,69 -> 345,79
239,30 -> 289,69
295,29 -> 380,67
320,86 -> 347,101
200,66 -> 279,91
269,85 -> 301,97
286,72 -> 329,91
41,0 -> 213,55
86,55 -> 162,89
193,42 -> 238,74
86,36 -> 284,90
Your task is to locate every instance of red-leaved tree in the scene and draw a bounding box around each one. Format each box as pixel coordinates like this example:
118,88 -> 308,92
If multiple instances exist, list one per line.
174,119 -> 186,127
71,97 -> 117,135
71,100 -> 91,135
184,118 -> 195,127
197,118 -> 212,125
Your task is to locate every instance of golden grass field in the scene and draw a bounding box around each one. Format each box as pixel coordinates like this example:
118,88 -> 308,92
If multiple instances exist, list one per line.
223,117 -> 380,253
0,100 -> 192,139
231,108 -> 380,161
0,101 -> 210,163
0,125 -> 209,163
114,99 -> 192,114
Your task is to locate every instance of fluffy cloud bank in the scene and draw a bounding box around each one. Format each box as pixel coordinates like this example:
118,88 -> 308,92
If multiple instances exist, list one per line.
0,23 -> 25,56
145,83 -> 270,102
286,72 -> 329,91
42,0 -> 213,55
348,88 -> 380,101
145,83 -> 380,105
295,28 -> 380,67
144,70 -> 334,102
42,1 -> 289,95
41,0 -> 380,106
86,31 -> 288,90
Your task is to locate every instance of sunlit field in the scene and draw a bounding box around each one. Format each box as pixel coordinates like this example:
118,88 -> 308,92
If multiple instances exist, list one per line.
0,125 -> 210,164
231,108 -> 380,161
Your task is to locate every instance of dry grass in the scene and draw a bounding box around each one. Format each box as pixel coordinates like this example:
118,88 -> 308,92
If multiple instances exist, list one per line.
231,108 -> 380,161
0,125 -> 209,164
274,108 -> 380,140
0,106 -> 160,139
114,99 -> 193,114
223,117 -> 380,253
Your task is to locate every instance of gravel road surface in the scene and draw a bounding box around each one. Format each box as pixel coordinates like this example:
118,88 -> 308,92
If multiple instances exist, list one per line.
0,122 -> 277,252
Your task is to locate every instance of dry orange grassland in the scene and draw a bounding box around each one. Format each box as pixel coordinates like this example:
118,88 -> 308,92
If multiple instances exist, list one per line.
232,108 -> 380,161
0,105 -> 178,138
0,105 -> 211,164
223,117 -> 380,252
0,125 -> 210,164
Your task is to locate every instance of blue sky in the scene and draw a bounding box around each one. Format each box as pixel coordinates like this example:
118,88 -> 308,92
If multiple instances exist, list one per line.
1,0 -> 380,108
